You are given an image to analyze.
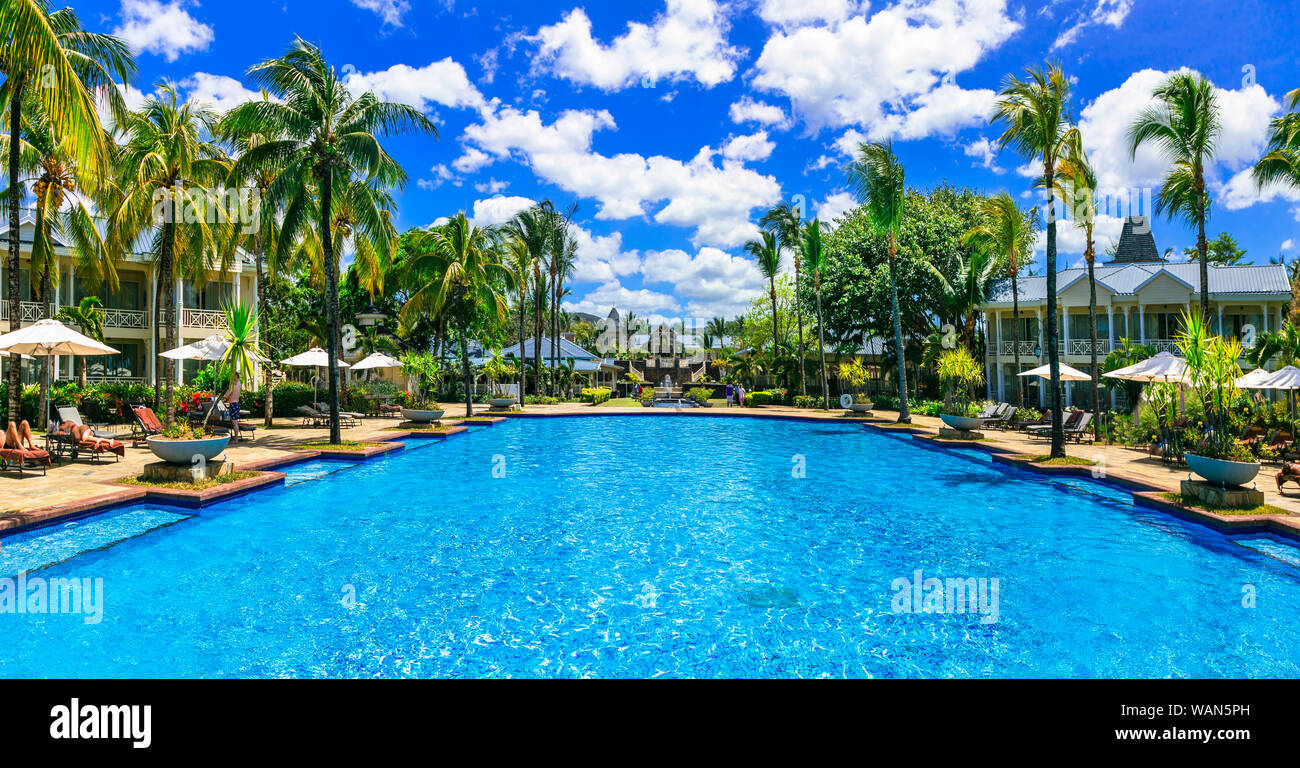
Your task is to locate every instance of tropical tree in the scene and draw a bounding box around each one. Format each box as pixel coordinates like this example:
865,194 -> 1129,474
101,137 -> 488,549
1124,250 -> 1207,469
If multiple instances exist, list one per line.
108,85 -> 234,428
503,203 -> 556,397
761,202 -> 806,394
1245,319 -> 1300,422
1128,71 -> 1221,316
224,36 -> 436,443
745,228 -> 781,376
992,62 -> 1073,457
400,213 -> 511,418
963,193 -> 1036,407
1254,88 -> 1300,215
0,0 -> 134,425
847,139 -> 911,423
800,217 -> 833,409
213,302 -> 261,440
54,295 -> 104,387
548,206 -> 576,395
1056,132 -> 1103,417
1102,337 -> 1153,425
502,232 -> 533,400
923,245 -> 998,352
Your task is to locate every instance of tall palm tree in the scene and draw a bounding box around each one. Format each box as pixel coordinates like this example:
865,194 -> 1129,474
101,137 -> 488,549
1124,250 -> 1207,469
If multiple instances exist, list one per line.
503,203 -> 555,397
0,0 -> 134,424
924,247 -> 999,353
108,85 -> 234,428
400,213 -> 511,417
745,229 -> 781,376
1128,71 -> 1220,316
547,204 -> 576,395
1254,88 -> 1300,203
801,218 -> 832,409
225,37 -> 436,443
502,235 -> 533,401
761,202 -> 806,395
219,97 -> 286,427
8,102 -> 117,426
992,63 -> 1073,457
963,193 -> 1036,407
54,295 -> 104,387
848,140 -> 911,423
1056,131 -> 1103,417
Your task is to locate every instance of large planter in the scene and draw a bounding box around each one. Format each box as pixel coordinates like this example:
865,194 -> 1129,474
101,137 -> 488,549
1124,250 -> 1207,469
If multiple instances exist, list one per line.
401,408 -> 446,423
848,402 -> 873,413
489,397 -> 517,409
146,435 -> 230,465
1185,453 -> 1261,487
940,414 -> 983,432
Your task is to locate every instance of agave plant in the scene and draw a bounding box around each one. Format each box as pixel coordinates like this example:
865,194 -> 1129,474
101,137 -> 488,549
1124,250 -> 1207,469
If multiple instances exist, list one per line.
206,303 -> 263,437
1177,308 -> 1248,462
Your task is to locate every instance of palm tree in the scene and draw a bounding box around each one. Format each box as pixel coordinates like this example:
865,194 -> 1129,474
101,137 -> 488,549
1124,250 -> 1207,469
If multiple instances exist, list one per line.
801,218 -> 832,409
503,203 -> 557,398
400,213 -> 511,418
224,36 -> 436,443
108,85 -> 234,428
745,229 -> 781,370
10,102 -> 117,426
502,233 -> 533,400
1056,132 -> 1103,418
1254,88 -> 1300,204
1128,71 -> 1220,316
924,246 -> 999,352
1246,319 -> 1300,424
0,0 -> 134,425
992,63 -> 1073,456
847,140 -> 911,423
54,296 -> 104,387
964,193 -> 1036,407
548,205 -> 576,396
761,202 -> 806,394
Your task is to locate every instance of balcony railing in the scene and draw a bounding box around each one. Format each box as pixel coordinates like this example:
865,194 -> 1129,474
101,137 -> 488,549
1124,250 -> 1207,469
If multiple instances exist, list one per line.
0,300 -> 49,323
182,308 -> 227,330
1067,339 -> 1111,356
102,307 -> 148,329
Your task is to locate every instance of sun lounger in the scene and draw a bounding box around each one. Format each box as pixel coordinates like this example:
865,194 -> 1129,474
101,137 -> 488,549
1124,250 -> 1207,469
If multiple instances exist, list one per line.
982,403 -> 1017,429
53,422 -> 125,463
1028,410 -> 1082,439
314,403 -> 361,427
1277,462 -> 1300,493
1,421 -> 51,477
130,405 -> 165,447
54,405 -> 118,440
1063,412 -> 1094,443
212,402 -> 257,438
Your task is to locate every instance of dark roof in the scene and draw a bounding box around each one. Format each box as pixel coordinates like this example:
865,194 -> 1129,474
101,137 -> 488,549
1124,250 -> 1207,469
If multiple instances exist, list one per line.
1107,217 -> 1164,264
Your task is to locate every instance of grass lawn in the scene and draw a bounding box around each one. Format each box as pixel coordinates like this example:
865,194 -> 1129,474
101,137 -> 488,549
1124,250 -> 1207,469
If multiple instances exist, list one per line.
1159,492 -> 1292,517
384,424 -> 460,432
290,441 -> 388,452
1027,455 -> 1098,466
116,471 -> 261,490
597,397 -> 642,407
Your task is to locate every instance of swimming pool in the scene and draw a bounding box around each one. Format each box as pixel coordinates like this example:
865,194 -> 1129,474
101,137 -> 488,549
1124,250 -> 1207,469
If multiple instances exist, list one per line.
2,415 -> 1299,678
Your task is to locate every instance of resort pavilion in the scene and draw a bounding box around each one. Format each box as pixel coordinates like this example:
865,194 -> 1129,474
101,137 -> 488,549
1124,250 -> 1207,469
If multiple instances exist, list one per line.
979,217 -> 1294,410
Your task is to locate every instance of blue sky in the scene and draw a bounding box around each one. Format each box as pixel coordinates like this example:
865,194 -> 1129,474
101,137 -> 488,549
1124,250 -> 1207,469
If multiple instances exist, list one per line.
81,0 -> 1300,322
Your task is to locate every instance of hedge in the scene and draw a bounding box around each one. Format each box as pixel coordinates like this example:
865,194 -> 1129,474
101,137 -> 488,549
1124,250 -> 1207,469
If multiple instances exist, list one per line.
580,386 -> 612,405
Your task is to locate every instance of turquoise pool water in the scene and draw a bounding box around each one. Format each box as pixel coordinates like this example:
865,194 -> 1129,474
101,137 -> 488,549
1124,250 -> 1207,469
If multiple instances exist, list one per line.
2,415 -> 1299,678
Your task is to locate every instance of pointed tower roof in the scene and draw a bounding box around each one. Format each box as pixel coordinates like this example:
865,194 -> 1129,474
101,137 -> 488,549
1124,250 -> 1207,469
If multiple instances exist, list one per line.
1106,216 -> 1164,264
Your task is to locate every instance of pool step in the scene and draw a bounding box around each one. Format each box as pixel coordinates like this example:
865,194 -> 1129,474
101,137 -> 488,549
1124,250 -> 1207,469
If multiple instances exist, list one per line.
282,459 -> 360,485
1233,535 -> 1300,567
0,507 -> 193,576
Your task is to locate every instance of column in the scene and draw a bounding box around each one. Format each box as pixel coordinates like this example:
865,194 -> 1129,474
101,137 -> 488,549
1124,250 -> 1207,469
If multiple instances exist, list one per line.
149,269 -> 157,386
1217,306 -> 1224,338
995,311 -> 1002,359
174,276 -> 183,384
1061,304 -> 1070,356
1139,304 -> 1146,344
1262,303 -> 1270,334
997,362 -> 1005,403
1106,304 -> 1114,352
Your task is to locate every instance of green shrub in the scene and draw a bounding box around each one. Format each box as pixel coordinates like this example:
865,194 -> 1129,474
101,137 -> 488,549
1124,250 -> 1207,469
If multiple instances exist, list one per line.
747,391 -> 773,406
793,394 -> 820,409
580,386 -> 612,404
686,387 -> 712,404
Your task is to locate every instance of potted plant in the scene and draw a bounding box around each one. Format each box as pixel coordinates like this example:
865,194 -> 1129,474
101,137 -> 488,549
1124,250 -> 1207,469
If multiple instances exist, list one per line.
836,359 -> 873,412
1179,309 -> 1260,486
481,349 -> 518,408
400,352 -> 446,423
147,422 -> 230,464
936,347 -> 984,431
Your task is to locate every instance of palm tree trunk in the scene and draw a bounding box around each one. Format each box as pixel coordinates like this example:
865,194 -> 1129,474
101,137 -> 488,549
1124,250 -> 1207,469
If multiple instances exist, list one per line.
888,238 -> 910,423
1196,176 -> 1210,316
152,266 -> 161,411
160,219 -> 177,429
1011,271 -> 1023,408
256,231 -> 273,427
458,314 -> 473,418
533,271 -> 544,398
38,266 -> 51,430
1087,249 -> 1100,442
6,79 -> 24,426
769,279 -> 779,371
815,280 -> 829,409
320,172 -> 341,444
1045,170 -> 1064,458
795,253 -> 806,395
517,290 -> 527,402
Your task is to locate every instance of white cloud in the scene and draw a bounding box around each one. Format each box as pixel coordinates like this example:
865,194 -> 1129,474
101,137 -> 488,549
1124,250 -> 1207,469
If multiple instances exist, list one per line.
806,154 -> 837,173
177,73 -> 263,113
1075,68 -> 1280,216
417,164 -> 455,190
530,0 -> 742,90
963,136 -> 1003,172
751,0 -> 1020,137
729,96 -> 788,128
344,58 -> 487,112
460,105 -> 782,247
722,131 -> 775,162
452,147 -> 494,173
350,0 -> 410,26
757,0 -> 859,27
1283,239 -> 1296,252
564,281 -> 681,318
1053,0 -> 1133,50
816,191 -> 857,223
470,195 -> 537,227
639,246 -> 765,317
112,0 -> 214,61
96,82 -> 151,128
474,178 -> 510,194
570,227 -> 643,284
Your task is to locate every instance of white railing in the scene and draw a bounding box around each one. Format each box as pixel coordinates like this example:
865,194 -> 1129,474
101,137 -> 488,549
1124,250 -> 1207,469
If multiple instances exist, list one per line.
1145,339 -> 1181,356
998,340 -> 1037,356
0,300 -> 48,322
1068,339 -> 1111,356
182,307 -> 227,330
102,307 -> 148,329
82,375 -> 147,384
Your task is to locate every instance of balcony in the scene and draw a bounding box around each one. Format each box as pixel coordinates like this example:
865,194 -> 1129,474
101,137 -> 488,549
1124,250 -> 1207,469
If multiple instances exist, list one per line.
0,300 -> 48,323
182,308 -> 227,330
102,307 -> 148,329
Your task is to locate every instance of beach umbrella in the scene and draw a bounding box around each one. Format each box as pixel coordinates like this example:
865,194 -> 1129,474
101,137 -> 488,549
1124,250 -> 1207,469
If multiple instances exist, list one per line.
0,318 -> 117,357
1235,367 -> 1274,389
281,347 -> 349,402
350,352 -> 402,371
160,334 -> 232,362
1253,366 -> 1300,441
1102,351 -> 1189,384
1017,362 -> 1093,381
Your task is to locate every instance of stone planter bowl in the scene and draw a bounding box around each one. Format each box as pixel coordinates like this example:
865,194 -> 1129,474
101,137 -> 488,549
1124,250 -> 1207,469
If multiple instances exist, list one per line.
146,435 -> 230,465
1184,453 -> 1261,487
489,397 -> 517,409
940,414 -> 984,432
848,402 -> 874,413
401,408 -> 446,423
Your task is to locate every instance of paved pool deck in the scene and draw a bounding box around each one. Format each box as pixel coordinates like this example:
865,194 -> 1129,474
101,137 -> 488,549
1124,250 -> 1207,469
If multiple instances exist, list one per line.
3,402 -> 1297,538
